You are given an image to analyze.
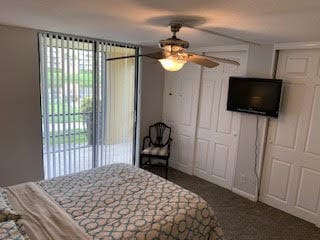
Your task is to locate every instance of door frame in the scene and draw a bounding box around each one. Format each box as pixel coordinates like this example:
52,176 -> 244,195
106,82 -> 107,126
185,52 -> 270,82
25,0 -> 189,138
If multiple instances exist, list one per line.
132,47 -> 140,166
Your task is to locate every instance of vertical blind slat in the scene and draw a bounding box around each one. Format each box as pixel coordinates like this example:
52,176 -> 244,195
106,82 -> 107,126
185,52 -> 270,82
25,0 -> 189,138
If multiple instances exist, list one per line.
77,39 -> 80,172
87,42 -> 92,169
67,37 -> 72,174
61,37 -> 67,175
49,35 -> 56,178
95,42 -> 100,167
40,34 -> 50,179
72,37 -> 76,173
88,42 -> 90,168
101,43 -> 107,166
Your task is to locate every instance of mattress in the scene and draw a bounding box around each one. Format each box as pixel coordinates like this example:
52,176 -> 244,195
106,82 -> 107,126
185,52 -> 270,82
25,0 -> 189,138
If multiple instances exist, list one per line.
6,163 -> 224,240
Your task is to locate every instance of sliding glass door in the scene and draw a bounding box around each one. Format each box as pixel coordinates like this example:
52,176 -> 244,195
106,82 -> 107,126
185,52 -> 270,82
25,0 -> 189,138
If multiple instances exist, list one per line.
39,33 -> 138,179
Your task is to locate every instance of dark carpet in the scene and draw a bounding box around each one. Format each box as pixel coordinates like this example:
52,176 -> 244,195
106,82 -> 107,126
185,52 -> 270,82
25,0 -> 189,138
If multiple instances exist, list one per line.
146,167 -> 320,240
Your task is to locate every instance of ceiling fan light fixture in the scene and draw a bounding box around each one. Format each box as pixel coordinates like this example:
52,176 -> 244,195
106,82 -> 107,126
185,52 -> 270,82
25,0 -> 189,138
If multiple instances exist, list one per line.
158,57 -> 186,72
162,44 -> 184,53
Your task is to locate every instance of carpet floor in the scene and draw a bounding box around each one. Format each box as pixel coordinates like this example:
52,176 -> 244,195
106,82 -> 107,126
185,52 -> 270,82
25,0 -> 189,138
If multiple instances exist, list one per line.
146,167 -> 320,240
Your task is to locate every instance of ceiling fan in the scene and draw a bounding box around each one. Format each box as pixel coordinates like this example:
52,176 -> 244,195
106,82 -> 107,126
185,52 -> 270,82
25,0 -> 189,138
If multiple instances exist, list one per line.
106,23 -> 240,72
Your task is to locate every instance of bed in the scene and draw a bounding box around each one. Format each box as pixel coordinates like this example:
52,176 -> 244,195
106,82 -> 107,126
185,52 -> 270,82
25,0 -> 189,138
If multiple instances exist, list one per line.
1,163 -> 224,240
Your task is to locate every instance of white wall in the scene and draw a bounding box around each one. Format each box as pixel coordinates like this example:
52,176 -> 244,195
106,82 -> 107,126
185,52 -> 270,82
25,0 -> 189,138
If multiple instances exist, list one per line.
138,47 -> 164,146
0,25 -> 43,186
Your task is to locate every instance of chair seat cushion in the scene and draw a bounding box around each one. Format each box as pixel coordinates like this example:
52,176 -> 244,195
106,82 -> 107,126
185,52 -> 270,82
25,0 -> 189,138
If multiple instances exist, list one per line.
142,146 -> 168,156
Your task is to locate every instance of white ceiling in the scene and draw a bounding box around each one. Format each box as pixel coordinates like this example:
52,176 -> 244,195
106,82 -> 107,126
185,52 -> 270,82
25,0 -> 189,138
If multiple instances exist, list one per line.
1,0 -> 320,48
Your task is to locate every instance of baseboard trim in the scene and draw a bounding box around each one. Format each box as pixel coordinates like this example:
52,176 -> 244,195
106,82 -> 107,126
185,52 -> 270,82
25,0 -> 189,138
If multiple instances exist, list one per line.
170,165 -> 193,176
260,195 -> 319,225
232,187 -> 257,202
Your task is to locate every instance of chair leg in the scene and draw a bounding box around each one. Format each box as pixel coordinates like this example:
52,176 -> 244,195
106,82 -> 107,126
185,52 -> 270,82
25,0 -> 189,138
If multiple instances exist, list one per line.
165,158 -> 169,179
140,155 -> 147,168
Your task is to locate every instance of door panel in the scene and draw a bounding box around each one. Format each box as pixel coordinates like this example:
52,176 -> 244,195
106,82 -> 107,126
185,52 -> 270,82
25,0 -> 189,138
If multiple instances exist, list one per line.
268,158 -> 292,201
297,168 -> 320,213
178,134 -> 194,167
260,49 -> 320,225
198,78 -> 215,129
305,85 -> 320,155
193,51 -> 247,189
274,83 -> 305,149
217,76 -> 233,134
195,139 -> 210,171
212,143 -> 229,178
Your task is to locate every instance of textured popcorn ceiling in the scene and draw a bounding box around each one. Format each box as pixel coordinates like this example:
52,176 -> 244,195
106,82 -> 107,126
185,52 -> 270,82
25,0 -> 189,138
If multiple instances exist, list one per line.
1,0 -> 320,47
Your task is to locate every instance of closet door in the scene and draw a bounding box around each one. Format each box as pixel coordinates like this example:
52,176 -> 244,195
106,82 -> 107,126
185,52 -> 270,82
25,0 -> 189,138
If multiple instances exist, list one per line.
260,49 -> 320,225
193,51 -> 247,189
162,63 -> 201,174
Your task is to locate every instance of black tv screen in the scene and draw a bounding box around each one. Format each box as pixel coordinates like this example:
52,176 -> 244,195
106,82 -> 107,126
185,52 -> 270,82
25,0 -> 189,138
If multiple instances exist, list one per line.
227,77 -> 282,117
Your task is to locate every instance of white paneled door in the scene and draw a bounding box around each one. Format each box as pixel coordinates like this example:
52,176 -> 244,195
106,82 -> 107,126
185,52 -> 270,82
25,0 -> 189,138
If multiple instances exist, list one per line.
193,51 -> 247,189
163,63 -> 201,174
260,49 -> 320,225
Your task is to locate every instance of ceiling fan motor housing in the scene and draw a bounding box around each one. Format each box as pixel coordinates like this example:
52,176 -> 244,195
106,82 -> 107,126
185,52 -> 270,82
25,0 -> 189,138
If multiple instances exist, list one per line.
159,22 -> 189,53
159,37 -> 189,52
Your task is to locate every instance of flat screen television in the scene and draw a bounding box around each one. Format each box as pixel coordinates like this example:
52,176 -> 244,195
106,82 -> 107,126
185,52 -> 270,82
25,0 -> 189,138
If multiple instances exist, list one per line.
227,77 -> 283,117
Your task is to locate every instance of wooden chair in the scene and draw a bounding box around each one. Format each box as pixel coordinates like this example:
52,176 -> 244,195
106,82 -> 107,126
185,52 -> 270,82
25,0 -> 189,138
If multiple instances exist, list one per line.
140,122 -> 172,179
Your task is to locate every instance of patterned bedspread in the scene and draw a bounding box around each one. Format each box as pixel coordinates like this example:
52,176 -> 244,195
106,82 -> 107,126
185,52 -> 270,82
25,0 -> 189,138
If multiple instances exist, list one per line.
37,164 -> 224,239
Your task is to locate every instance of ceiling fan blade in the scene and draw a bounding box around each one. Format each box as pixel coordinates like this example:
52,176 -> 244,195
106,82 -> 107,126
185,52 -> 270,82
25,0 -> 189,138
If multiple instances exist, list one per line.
187,54 -> 219,68
145,51 -> 166,59
106,51 -> 164,61
187,52 -> 240,66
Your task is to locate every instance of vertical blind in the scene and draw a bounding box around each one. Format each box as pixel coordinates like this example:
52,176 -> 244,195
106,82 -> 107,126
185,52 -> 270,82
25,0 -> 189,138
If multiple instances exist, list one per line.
39,33 -> 138,179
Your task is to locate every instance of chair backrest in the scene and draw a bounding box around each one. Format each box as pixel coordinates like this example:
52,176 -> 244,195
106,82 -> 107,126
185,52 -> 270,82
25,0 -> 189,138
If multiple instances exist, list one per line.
149,122 -> 171,147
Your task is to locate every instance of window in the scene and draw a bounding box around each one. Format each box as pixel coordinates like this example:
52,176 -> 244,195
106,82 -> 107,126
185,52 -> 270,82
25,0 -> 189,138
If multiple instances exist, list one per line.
39,33 -> 138,179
